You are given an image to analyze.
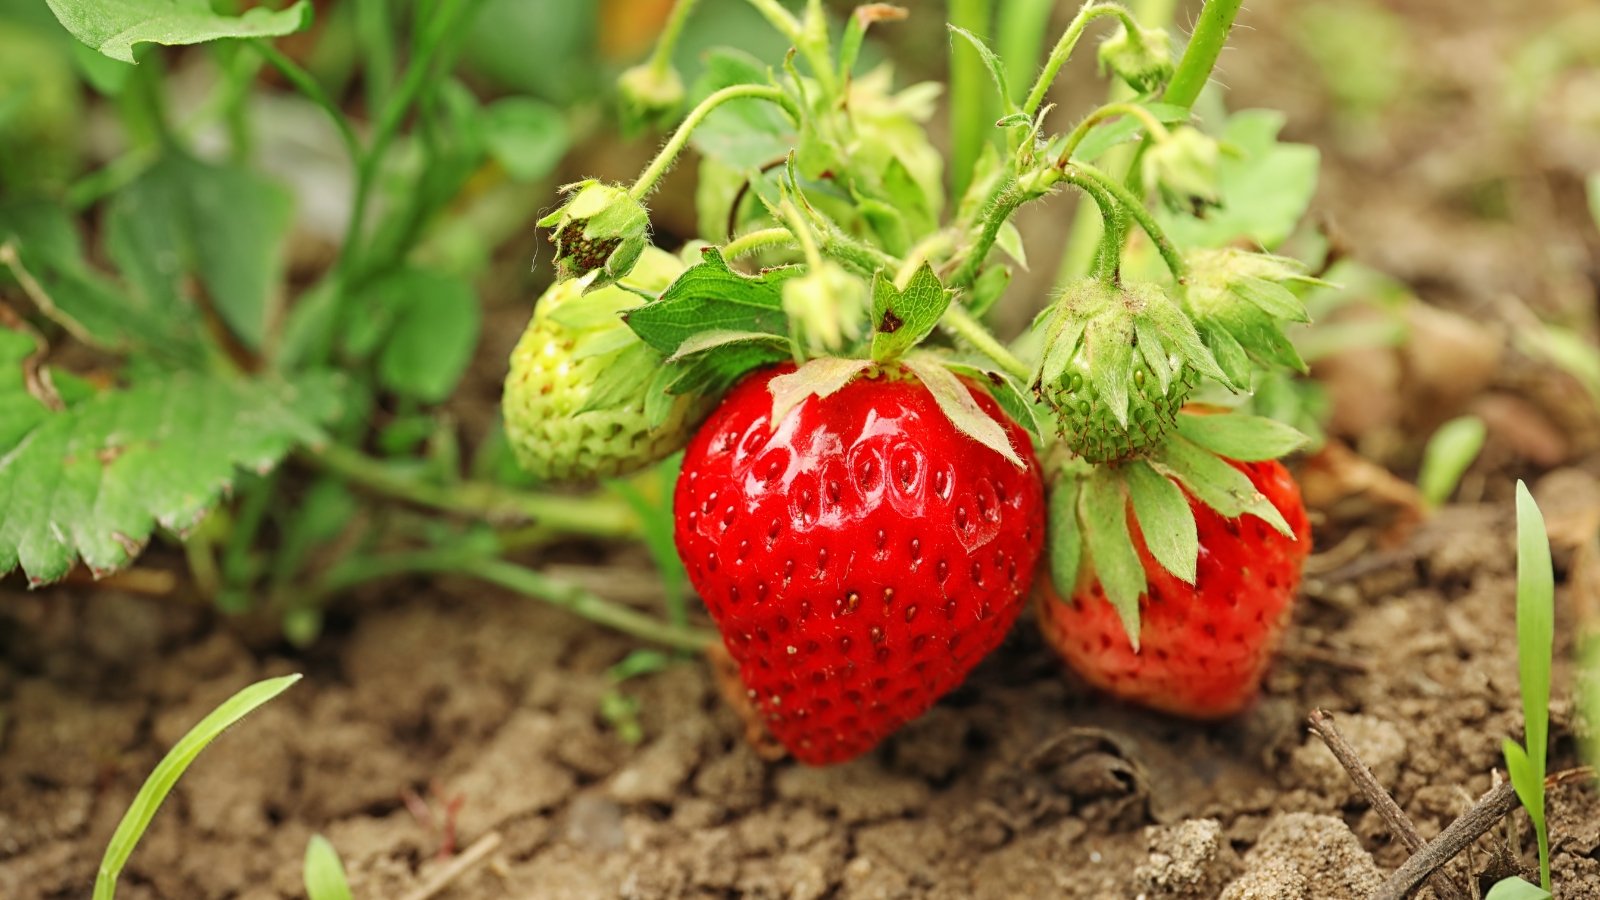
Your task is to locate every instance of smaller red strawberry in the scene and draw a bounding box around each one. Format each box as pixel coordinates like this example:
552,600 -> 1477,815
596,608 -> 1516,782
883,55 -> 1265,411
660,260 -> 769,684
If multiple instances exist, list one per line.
1037,458 -> 1310,718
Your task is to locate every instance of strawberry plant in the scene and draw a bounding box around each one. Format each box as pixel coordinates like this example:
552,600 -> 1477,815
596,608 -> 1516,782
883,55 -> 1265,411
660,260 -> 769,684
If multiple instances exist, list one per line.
4,0 -> 1328,770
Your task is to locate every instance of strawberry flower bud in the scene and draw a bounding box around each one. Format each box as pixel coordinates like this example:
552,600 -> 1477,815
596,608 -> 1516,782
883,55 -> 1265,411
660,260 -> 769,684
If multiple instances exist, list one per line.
1097,22 -> 1174,94
1182,248 -> 1319,387
1142,127 -> 1221,216
617,63 -> 685,134
537,180 -> 651,288
782,261 -> 869,354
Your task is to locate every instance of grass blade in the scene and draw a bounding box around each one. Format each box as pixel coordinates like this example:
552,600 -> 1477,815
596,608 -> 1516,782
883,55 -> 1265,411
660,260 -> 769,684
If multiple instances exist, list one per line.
94,674 -> 302,900
1511,481 -> 1554,891
304,834 -> 355,900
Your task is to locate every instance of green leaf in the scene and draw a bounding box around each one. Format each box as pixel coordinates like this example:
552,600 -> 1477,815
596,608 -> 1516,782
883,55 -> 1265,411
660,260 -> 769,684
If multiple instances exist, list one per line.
903,354 -> 1025,468
870,263 -> 950,363
946,362 -> 1042,439
370,269 -> 481,404
625,248 -> 798,355
1151,436 -> 1294,538
1417,416 -> 1487,507
578,341 -> 665,414
48,0 -> 312,64
1072,103 -> 1191,163
0,371 -> 338,584
1232,277 -> 1310,323
689,48 -> 795,170
106,152 -> 294,351
303,835 -> 353,900
1159,109 -> 1319,250
94,674 -> 301,900
481,98 -> 569,183
669,329 -> 790,363
1126,460 -> 1197,584
1512,480 -> 1553,853
1048,480 -> 1083,599
1484,877 -> 1552,900
1081,468 -> 1145,648
946,24 -> 1015,115
767,357 -> 873,426
1175,412 -> 1311,462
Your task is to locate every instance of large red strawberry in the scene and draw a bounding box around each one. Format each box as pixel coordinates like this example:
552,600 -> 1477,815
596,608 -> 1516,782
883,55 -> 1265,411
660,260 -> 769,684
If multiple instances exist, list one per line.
1037,459 -> 1310,718
676,364 -> 1045,765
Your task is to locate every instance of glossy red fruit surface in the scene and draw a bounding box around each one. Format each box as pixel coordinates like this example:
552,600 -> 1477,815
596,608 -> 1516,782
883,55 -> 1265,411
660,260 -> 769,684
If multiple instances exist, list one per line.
1038,459 -> 1311,718
676,365 -> 1045,765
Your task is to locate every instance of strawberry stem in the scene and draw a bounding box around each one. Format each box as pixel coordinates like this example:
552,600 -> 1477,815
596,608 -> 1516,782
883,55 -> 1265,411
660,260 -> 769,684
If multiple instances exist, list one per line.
307,443 -> 642,539
644,0 -> 702,79
1020,2 -> 1145,120
629,84 -> 800,201
1061,162 -> 1187,280
722,227 -> 796,260
941,303 -> 1031,382
1056,101 -> 1173,167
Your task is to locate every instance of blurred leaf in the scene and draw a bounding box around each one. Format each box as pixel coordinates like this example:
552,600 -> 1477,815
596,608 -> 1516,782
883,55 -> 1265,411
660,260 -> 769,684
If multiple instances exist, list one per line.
47,0 -> 311,63
461,0 -> 596,102
1292,1 -> 1409,119
481,97 -> 569,183
1159,110 -> 1319,251
371,268 -> 482,403
1417,416 -> 1486,507
1072,103 -> 1190,163
94,674 -> 301,900
106,152 -> 294,351
303,835 -> 354,900
1484,878 -> 1552,900
689,48 -> 794,170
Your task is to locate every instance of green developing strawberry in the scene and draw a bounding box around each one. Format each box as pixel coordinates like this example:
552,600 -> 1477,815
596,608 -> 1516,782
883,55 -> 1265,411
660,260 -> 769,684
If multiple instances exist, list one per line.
1033,279 -> 1229,464
676,364 -> 1044,765
502,247 -> 700,483
1037,458 -> 1310,718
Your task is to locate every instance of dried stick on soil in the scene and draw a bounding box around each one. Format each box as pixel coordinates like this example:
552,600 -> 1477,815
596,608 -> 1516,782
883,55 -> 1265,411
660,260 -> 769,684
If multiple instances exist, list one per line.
399,832 -> 503,900
1306,709 -> 1469,900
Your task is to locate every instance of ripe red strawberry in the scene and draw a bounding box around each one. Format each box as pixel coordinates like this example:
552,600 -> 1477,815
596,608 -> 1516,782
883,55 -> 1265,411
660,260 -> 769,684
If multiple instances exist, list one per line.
1037,459 -> 1310,718
676,364 -> 1045,765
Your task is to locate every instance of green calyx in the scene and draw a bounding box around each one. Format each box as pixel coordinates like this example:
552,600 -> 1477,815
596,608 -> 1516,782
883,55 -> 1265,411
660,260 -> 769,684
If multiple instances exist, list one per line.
503,247 -> 702,483
538,180 -> 651,288
1143,126 -> 1221,216
1182,248 -> 1323,387
1097,21 -> 1174,94
1032,279 -> 1228,465
617,63 -> 686,134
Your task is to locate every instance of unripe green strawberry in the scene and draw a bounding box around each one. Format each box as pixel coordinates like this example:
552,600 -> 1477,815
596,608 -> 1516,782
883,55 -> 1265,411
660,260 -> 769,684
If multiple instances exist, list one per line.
1032,280 -> 1227,465
503,246 -> 700,483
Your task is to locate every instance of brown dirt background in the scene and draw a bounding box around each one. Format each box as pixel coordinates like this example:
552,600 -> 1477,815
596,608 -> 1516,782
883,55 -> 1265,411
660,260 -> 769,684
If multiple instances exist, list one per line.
4,0 -> 1600,897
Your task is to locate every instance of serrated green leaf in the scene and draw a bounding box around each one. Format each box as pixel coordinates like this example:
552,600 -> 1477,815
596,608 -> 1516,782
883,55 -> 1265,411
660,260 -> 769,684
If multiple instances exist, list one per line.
481,98 -> 569,183
1126,460 -> 1197,584
903,354 -> 1024,468
1081,468 -> 1145,648
1417,416 -> 1487,507
105,152 -> 293,351
1048,480 -> 1083,598
303,835 -> 354,900
625,248 -> 798,355
871,263 -> 949,363
1175,412 -> 1311,461
946,24 -> 1015,116
371,269 -> 481,403
1483,877 -> 1552,900
768,357 -> 873,427
95,674 -> 300,900
1071,103 -> 1191,163
1151,436 -> 1294,538
0,371 -> 339,583
48,0 -> 311,63
1158,109 -> 1320,250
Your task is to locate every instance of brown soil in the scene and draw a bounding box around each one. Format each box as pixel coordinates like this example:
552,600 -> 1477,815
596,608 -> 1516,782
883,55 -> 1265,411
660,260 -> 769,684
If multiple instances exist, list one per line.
5,0 -> 1600,898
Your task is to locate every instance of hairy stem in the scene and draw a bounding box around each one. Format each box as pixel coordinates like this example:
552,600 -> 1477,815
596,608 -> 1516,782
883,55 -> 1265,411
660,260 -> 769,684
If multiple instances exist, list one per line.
722,227 -> 796,259
1062,162 -> 1186,280
1021,2 -> 1143,118
306,443 -> 641,539
1056,101 -> 1173,166
947,179 -> 1032,291
940,303 -> 1031,382
630,85 -> 799,200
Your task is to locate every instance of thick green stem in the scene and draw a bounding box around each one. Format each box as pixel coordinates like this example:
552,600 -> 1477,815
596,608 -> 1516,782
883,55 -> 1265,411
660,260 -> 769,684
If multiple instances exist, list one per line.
307,443 -> 641,539
1022,2 -> 1143,118
629,84 -> 799,200
1162,0 -> 1242,110
722,227 -> 796,259
647,0 -> 701,76
1063,162 -> 1187,280
948,180 -> 1029,291
948,0 -> 995,201
1056,101 -> 1172,165
940,303 -> 1030,381
316,548 -> 716,651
